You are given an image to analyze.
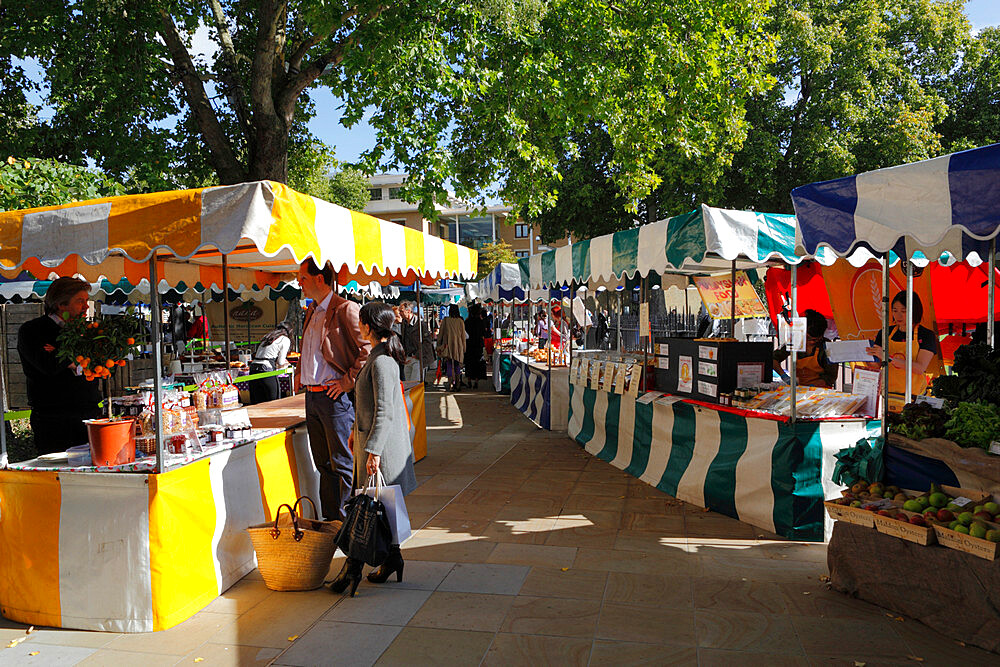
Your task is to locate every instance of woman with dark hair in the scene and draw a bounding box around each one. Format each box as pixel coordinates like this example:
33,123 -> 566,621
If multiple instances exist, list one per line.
248,322 -> 292,404
464,303 -> 487,389
866,291 -> 939,398
436,304 -> 466,391
773,309 -> 837,388
328,302 -> 416,597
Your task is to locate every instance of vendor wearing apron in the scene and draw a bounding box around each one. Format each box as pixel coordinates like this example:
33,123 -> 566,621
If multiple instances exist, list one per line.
866,291 -> 939,402
248,322 -> 292,404
773,309 -> 838,388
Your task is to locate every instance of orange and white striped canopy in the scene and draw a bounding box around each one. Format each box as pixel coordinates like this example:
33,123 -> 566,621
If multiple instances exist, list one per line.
0,180 -> 478,286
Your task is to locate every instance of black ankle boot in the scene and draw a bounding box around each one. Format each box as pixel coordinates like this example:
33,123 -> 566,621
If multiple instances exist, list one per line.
367,545 -> 404,583
328,558 -> 363,596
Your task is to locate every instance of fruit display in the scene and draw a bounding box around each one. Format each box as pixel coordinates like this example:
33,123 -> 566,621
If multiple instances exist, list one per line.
825,480 -> 1000,558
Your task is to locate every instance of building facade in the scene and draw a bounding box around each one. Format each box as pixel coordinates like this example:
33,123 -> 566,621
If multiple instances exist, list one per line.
363,174 -> 569,258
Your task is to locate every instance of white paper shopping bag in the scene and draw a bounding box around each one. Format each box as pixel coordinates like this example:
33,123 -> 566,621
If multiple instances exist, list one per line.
355,472 -> 412,545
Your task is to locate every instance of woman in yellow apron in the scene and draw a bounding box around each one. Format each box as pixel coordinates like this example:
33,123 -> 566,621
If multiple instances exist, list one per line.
773,309 -> 838,388
866,292 -> 939,401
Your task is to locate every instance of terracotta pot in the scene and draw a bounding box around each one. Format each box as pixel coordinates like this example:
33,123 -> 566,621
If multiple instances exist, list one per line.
85,418 -> 136,466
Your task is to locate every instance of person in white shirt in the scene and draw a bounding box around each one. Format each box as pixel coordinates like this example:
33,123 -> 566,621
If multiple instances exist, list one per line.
248,322 -> 292,404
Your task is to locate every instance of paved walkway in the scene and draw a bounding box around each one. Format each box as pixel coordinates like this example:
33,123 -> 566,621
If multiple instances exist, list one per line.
1,386 -> 995,665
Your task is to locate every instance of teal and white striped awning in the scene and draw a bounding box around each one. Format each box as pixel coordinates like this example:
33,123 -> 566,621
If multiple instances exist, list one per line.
520,204 -> 826,289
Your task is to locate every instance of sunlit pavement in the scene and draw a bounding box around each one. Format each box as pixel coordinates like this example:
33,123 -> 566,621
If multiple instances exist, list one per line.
0,381 -> 994,665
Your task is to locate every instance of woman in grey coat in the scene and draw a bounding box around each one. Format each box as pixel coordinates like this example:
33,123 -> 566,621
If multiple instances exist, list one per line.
328,301 -> 416,596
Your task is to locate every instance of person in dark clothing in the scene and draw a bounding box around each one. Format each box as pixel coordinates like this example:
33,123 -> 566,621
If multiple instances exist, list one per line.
17,277 -> 102,455
595,309 -> 610,349
464,303 -> 487,388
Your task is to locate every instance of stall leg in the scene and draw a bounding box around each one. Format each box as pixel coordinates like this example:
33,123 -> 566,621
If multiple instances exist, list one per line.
882,259 -> 890,439
416,281 -> 423,383
790,263 -> 798,423
149,258 -> 165,474
989,239 -> 996,348
905,260 -> 914,404
222,255 -> 232,364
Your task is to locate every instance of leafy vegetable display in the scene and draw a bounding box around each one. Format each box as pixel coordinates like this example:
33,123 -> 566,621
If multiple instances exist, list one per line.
931,343 -> 1000,406
887,402 -> 949,441
943,402 -> 1000,451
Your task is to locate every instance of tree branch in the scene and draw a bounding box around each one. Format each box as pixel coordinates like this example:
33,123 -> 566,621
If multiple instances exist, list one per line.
208,0 -> 252,144
251,0 -> 284,121
277,3 -> 389,120
157,9 -> 245,184
287,6 -> 360,74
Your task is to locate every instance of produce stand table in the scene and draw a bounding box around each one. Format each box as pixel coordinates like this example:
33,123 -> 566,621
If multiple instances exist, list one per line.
0,384 -> 427,633
568,384 -> 878,541
828,520 -> 1000,654
493,350 -> 513,394
509,353 -> 569,431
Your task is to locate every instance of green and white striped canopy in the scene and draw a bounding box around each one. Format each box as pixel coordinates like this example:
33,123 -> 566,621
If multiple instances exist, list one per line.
520,204 -> 823,289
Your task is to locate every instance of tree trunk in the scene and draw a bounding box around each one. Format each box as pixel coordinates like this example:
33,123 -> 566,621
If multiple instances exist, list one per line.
248,115 -> 290,183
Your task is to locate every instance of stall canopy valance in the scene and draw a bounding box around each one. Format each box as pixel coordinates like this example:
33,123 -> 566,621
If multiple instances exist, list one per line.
790,143 -> 1000,260
519,204 -> 816,289
473,263 -> 526,303
0,278 -> 300,303
0,180 -> 478,284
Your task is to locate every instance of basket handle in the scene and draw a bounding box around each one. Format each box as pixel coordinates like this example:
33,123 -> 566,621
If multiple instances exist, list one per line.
270,503 -> 304,542
292,496 -> 319,521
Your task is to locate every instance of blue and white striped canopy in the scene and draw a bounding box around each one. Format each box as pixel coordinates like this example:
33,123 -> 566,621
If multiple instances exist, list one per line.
474,263 -> 527,302
791,143 -> 1000,261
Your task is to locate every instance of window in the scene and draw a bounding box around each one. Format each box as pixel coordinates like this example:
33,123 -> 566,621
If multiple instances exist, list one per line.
388,187 -> 403,199
515,250 -> 530,258
368,188 -> 383,201
514,223 -> 530,238
390,218 -> 406,226
447,216 -> 494,250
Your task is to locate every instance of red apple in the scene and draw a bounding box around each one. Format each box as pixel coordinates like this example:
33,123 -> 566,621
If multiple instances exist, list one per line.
936,509 -> 955,522
909,515 -> 927,526
877,510 -> 894,517
974,511 -> 993,522
895,513 -> 909,521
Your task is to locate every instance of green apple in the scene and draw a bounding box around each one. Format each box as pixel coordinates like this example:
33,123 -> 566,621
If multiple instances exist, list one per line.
970,522 -> 989,539
958,512 -> 975,526
984,502 -> 1000,515
949,520 -> 961,530
985,530 -> 1000,543
928,492 -> 948,508
955,525 -> 971,535
903,499 -> 924,513
915,496 -> 931,509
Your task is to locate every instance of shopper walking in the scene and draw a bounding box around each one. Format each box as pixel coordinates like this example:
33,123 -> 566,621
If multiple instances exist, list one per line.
436,304 -> 466,391
297,259 -> 371,522
399,301 -> 433,383
328,302 -> 417,596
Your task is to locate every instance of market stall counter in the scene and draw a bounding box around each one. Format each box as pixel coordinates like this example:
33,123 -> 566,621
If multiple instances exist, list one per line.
509,352 -> 570,432
0,382 -> 427,633
567,354 -> 878,541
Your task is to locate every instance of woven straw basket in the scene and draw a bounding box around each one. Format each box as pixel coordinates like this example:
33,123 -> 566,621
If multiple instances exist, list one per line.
247,497 -> 341,591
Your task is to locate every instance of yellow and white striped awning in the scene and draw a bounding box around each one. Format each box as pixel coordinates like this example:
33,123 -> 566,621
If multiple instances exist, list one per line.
0,181 -> 478,285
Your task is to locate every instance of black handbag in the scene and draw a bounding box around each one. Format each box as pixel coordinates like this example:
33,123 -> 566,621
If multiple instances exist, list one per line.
335,481 -> 393,567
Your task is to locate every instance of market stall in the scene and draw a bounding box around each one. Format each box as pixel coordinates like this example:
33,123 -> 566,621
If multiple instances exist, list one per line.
474,263 -> 527,393
0,180 -> 475,632
793,143 -> 1000,653
521,204 -> 878,539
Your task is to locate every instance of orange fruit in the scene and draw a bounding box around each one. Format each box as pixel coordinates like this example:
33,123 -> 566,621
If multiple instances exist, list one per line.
81,358 -> 89,367
105,359 -> 115,368
75,355 -> 83,363
84,372 -> 93,381
126,338 -> 135,345
117,360 -> 126,366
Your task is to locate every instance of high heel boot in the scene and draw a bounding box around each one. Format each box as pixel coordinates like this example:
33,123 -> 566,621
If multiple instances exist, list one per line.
367,545 -> 404,583
328,558 -> 363,596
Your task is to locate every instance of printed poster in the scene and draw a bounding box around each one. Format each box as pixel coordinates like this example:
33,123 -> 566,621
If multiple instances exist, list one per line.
693,270 -> 768,320
678,356 -> 693,393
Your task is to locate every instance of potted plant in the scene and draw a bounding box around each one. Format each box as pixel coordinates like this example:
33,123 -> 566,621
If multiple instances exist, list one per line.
56,307 -> 144,466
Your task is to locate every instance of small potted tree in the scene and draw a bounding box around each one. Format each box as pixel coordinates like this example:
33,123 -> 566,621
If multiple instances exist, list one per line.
56,307 -> 143,466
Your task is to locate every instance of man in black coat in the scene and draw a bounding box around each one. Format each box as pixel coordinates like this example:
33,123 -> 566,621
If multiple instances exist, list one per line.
17,277 -> 102,455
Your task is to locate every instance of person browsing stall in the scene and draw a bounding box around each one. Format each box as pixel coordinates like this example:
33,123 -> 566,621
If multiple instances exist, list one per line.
866,291 -> 939,398
328,301 -> 417,597
17,277 -> 102,455
248,322 -> 292,404
773,309 -> 838,388
297,259 -> 371,521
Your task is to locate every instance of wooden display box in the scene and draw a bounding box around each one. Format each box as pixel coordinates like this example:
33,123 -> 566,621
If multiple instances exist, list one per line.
824,501 -> 876,528
932,522 -> 1000,561
872,510 -> 936,546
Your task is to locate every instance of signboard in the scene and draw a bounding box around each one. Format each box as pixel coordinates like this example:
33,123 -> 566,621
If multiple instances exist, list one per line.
694,271 -> 768,320
639,302 -> 650,337
677,356 -> 693,393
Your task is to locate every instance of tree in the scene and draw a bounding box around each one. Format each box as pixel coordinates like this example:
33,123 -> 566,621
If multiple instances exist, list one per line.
477,240 -> 518,277
937,26 -> 1000,153
720,0 -> 971,213
0,157 -> 125,212
5,0 -> 775,220
324,168 -> 371,211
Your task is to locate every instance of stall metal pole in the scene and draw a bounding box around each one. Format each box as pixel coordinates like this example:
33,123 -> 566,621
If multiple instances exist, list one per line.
415,280 -> 424,383
881,259 -> 890,439
222,254 -> 232,363
905,259 -> 914,404
546,294 -> 552,373
0,331 -> 7,468
730,260 -> 737,339
790,264 -> 798,423
617,290 -> 623,353
149,258 -> 165,474
989,239 -> 996,348
641,277 -> 649,391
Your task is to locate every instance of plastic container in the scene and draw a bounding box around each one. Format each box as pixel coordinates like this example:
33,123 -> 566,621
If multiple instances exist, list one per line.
66,444 -> 92,467
85,418 -> 136,467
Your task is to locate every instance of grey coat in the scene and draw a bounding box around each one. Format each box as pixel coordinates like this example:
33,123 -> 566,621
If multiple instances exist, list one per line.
354,343 -> 417,495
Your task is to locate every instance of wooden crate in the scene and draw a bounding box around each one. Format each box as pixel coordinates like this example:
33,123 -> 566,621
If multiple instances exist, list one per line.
932,522 -> 1000,561
824,501 -> 876,528
872,510 -> 936,546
